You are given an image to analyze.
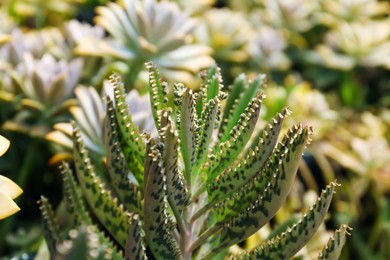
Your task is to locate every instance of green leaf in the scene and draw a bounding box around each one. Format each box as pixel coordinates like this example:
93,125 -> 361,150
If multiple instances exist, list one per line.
220,74 -> 246,126
60,162 -> 93,226
38,196 -> 62,256
143,144 -> 181,259
207,108 -> 289,203
125,213 -> 148,260
194,96 -> 221,174
104,97 -> 143,215
218,74 -> 265,144
318,224 -> 352,260
61,164 -> 125,259
234,181 -> 340,259
110,73 -> 146,184
206,92 -> 264,182
146,61 -> 169,131
205,125 -> 311,256
72,124 -> 130,247
203,64 -> 222,103
160,110 -> 190,213
174,84 -> 198,185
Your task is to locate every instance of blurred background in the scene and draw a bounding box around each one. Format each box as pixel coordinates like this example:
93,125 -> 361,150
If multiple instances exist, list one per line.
0,0 -> 389,259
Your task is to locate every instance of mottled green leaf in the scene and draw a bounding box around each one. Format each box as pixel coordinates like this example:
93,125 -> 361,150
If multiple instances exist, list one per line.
110,73 -> 145,184
60,162 -> 93,226
104,97 -> 143,215
125,213 -> 148,260
38,196 -> 62,256
215,125 -> 310,223
146,61 -> 168,131
218,74 -> 265,144
204,125 -> 311,256
160,110 -> 190,213
206,108 -> 289,203
194,96 -> 221,174
206,92 -> 264,182
233,182 -> 340,260
143,144 -> 181,260
174,84 -> 198,184
203,64 -> 222,103
72,125 -> 129,247
318,224 -> 352,260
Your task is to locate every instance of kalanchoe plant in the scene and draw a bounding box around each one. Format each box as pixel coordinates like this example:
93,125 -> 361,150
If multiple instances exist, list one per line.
39,62 -> 350,259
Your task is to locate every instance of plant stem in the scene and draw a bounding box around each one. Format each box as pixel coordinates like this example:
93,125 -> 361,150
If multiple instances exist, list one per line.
187,224 -> 221,252
190,202 -> 212,223
0,138 -> 38,252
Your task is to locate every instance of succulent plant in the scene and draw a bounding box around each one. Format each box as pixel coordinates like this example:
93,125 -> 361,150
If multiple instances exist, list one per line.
39,63 -> 350,259
316,0 -> 390,27
194,8 -> 253,64
75,0 -> 212,87
5,0 -> 86,27
308,19 -> 390,70
2,52 -> 82,137
248,25 -> 290,71
173,0 -> 216,15
0,135 -> 23,220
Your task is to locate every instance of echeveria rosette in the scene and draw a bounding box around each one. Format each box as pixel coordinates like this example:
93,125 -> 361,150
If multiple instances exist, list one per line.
248,25 -> 290,71
3,53 -> 82,137
317,0 -> 390,27
10,0 -> 86,27
75,0 -> 213,87
308,19 -> 390,70
0,135 -> 23,220
194,8 -> 254,64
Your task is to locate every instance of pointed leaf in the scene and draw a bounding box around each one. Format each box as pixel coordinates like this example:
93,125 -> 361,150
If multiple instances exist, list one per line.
318,224 -> 352,260
60,162 -> 93,226
104,97 -> 143,215
194,96 -> 221,174
174,84 -> 198,184
220,74 -> 246,127
208,125 -> 311,253
110,74 -> 146,185
218,74 -> 265,143
38,196 -> 63,256
125,213 -> 148,260
207,108 -> 289,203
72,125 -> 129,247
203,64 -> 223,104
146,61 -> 169,131
206,92 -> 264,182
0,190 -> 20,220
143,144 -> 181,259
160,110 -> 190,213
0,135 -> 10,156
234,181 -> 340,259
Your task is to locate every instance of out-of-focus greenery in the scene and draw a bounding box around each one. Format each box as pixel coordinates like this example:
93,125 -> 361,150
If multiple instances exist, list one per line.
0,0 -> 388,259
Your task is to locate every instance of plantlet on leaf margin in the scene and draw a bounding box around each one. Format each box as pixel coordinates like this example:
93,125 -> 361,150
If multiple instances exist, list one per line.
39,62 -> 351,259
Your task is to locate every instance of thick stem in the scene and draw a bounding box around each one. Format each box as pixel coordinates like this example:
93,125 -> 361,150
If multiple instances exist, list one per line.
180,209 -> 191,260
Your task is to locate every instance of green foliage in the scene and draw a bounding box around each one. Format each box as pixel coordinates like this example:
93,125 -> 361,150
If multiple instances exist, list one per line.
39,63 -> 349,259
